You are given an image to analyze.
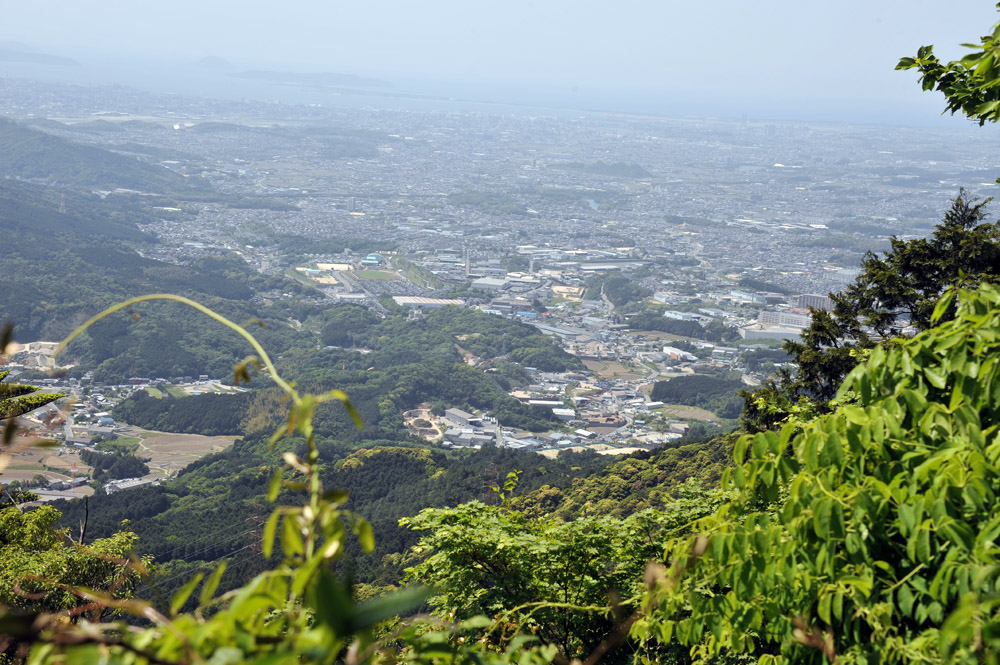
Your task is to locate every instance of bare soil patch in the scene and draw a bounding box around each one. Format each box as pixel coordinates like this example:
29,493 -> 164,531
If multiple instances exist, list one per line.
403,404 -> 443,441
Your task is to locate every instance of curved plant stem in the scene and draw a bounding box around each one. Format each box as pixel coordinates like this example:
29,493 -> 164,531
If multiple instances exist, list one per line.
54,293 -> 297,399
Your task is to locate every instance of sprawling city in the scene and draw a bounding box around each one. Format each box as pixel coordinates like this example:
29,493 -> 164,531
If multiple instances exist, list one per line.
3,4 -> 1000,663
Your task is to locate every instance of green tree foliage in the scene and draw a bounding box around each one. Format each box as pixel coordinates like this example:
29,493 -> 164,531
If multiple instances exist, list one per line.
0,370 -> 64,420
0,487 -> 40,507
79,449 -> 150,482
0,118 -> 209,195
4,295 -> 561,665
641,284 -> 1000,663
0,176 -> 316,376
0,505 -> 145,661
53,441 -> 612,596
519,438 -> 733,520
585,274 -> 651,307
897,6 -> 1000,125
113,391 -> 249,435
651,375 -> 745,418
0,505 -> 143,612
625,312 -> 709,340
741,347 -> 792,373
319,304 -> 382,348
403,484 -> 729,664
287,307 -> 580,435
745,191 -> 1000,431
0,178 -> 155,245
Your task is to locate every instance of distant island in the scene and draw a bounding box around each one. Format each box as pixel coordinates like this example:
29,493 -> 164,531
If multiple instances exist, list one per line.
229,69 -> 392,88
0,43 -> 78,67
191,56 -> 236,71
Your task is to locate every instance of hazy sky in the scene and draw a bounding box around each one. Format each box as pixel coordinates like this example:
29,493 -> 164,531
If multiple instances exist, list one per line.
4,1 -> 1000,121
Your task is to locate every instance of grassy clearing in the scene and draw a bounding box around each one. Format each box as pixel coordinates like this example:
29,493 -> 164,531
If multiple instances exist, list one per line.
145,387 -> 163,398
355,270 -> 396,281
284,268 -> 316,285
97,436 -> 142,454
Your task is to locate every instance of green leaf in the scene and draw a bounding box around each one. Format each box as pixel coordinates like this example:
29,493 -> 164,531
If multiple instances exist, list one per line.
262,510 -> 281,559
352,517 -> 375,553
267,468 -> 283,502
941,520 -> 974,551
322,488 -> 350,506
830,501 -> 846,539
813,499 -> 832,539
310,568 -> 352,634
281,513 -> 304,556
353,585 -> 430,630
915,526 -> 932,563
841,575 -> 872,598
925,367 -> 948,389
199,561 -> 228,607
818,592 -> 832,624
843,405 -> 869,425
928,601 -> 944,623
459,615 -> 493,630
931,289 -> 955,325
897,584 -> 915,617
899,503 -> 920,535
170,572 -> 204,616
734,436 -> 748,464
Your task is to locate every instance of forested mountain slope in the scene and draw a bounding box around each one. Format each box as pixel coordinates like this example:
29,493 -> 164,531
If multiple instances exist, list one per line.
0,174 -> 318,376
113,305 -> 582,435
0,117 -> 209,195
518,433 -> 733,519
52,440 -> 615,594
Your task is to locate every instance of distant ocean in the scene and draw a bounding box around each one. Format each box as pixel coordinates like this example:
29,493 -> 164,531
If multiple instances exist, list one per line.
0,52 -> 975,128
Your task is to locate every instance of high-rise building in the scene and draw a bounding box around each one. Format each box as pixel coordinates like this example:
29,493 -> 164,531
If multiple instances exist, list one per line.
796,294 -> 834,311
759,310 -> 812,329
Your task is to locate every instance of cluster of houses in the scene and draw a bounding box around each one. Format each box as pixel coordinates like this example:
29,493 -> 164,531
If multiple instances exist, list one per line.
431,367 -> 702,455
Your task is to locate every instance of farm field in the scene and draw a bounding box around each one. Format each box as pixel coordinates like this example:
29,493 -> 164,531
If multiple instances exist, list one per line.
134,432 -> 239,476
654,403 -> 719,421
582,359 -> 645,380
0,428 -> 238,486
0,446 -> 91,485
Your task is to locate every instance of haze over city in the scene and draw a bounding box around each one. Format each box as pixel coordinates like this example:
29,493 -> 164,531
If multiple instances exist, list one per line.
4,1 -> 1000,124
